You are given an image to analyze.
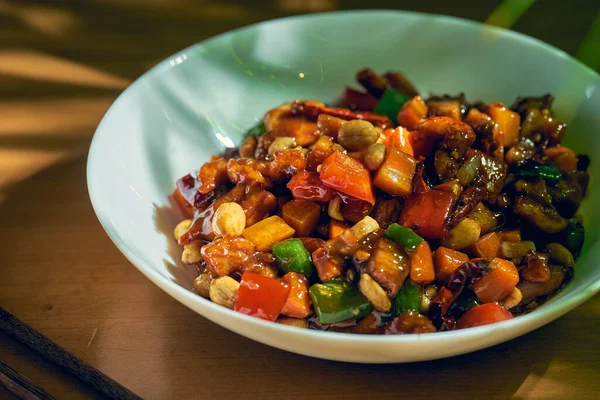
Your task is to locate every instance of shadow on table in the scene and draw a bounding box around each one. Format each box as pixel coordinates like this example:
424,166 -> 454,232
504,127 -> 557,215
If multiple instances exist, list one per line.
189,318 -> 564,399
158,292 -> 597,400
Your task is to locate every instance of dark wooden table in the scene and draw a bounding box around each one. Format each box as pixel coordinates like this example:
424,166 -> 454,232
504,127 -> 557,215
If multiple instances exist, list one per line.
1,1 -> 599,398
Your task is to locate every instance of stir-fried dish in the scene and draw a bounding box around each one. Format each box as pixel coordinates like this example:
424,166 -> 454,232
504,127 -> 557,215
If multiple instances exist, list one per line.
171,68 -> 589,334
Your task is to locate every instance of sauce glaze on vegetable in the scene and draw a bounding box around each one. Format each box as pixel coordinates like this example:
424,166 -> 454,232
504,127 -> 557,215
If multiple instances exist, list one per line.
172,68 -> 589,334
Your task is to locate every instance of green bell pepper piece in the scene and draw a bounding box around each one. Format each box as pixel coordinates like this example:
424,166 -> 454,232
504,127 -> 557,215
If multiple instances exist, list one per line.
244,121 -> 266,137
309,280 -> 372,324
517,163 -> 562,185
373,88 -> 411,123
271,238 -> 315,278
447,291 -> 481,319
380,279 -> 422,324
562,220 -> 584,260
394,279 -> 422,314
385,223 -> 424,251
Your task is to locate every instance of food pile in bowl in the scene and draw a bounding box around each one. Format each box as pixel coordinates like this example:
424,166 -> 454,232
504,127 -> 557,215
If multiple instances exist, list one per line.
170,68 -> 589,334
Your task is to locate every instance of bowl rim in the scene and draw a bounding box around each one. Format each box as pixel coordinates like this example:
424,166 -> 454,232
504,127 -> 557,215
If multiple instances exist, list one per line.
87,9 -> 600,347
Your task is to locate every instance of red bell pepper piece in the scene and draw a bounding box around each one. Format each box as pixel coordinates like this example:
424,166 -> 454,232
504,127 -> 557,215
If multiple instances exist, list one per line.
398,190 -> 454,239
234,272 -> 291,321
172,173 -> 212,218
337,86 -> 379,111
319,151 -> 376,205
455,302 -> 513,329
287,171 -> 334,202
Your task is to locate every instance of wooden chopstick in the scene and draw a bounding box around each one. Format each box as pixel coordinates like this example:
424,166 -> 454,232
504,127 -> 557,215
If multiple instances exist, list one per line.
0,307 -> 141,400
0,361 -> 55,400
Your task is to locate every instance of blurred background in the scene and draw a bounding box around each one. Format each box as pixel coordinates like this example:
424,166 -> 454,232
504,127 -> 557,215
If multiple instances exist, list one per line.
1,1 -> 598,398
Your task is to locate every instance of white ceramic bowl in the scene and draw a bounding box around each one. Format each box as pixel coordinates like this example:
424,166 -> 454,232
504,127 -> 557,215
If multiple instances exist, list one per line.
88,10 -> 600,363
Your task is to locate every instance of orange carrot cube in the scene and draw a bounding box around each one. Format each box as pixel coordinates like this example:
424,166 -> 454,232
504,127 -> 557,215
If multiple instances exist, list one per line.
242,216 -> 295,251
373,147 -> 417,197
329,220 -> 349,239
472,258 -> 519,302
281,272 -> 311,318
434,247 -> 469,282
281,200 -> 321,237
397,96 -> 428,130
410,241 -> 435,284
472,232 -> 501,259
487,102 -> 520,147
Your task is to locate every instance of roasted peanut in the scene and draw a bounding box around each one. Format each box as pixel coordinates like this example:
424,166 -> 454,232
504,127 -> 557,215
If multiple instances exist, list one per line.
268,137 -> 296,156
182,241 -> 204,264
351,216 -> 380,241
212,202 -> 246,237
501,287 -> 522,309
359,273 -> 391,312
209,276 -> 240,309
328,195 -> 344,221
173,219 -> 192,241
443,218 -> 481,250
338,120 -> 378,151
545,243 -> 576,268
501,240 -> 536,259
421,284 -> 438,313
363,143 -> 386,171
193,273 -> 212,297
295,146 -> 309,157
467,202 -> 499,234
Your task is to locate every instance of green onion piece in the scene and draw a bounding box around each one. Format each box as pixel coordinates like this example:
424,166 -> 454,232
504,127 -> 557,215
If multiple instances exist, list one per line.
517,163 -> 562,185
309,280 -> 372,324
373,88 -> 411,123
385,223 -> 424,251
271,239 -> 314,278
245,121 -> 266,137
562,220 -> 584,260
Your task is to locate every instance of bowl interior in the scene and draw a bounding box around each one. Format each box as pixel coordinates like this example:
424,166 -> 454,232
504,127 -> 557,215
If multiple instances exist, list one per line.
88,11 -> 600,362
